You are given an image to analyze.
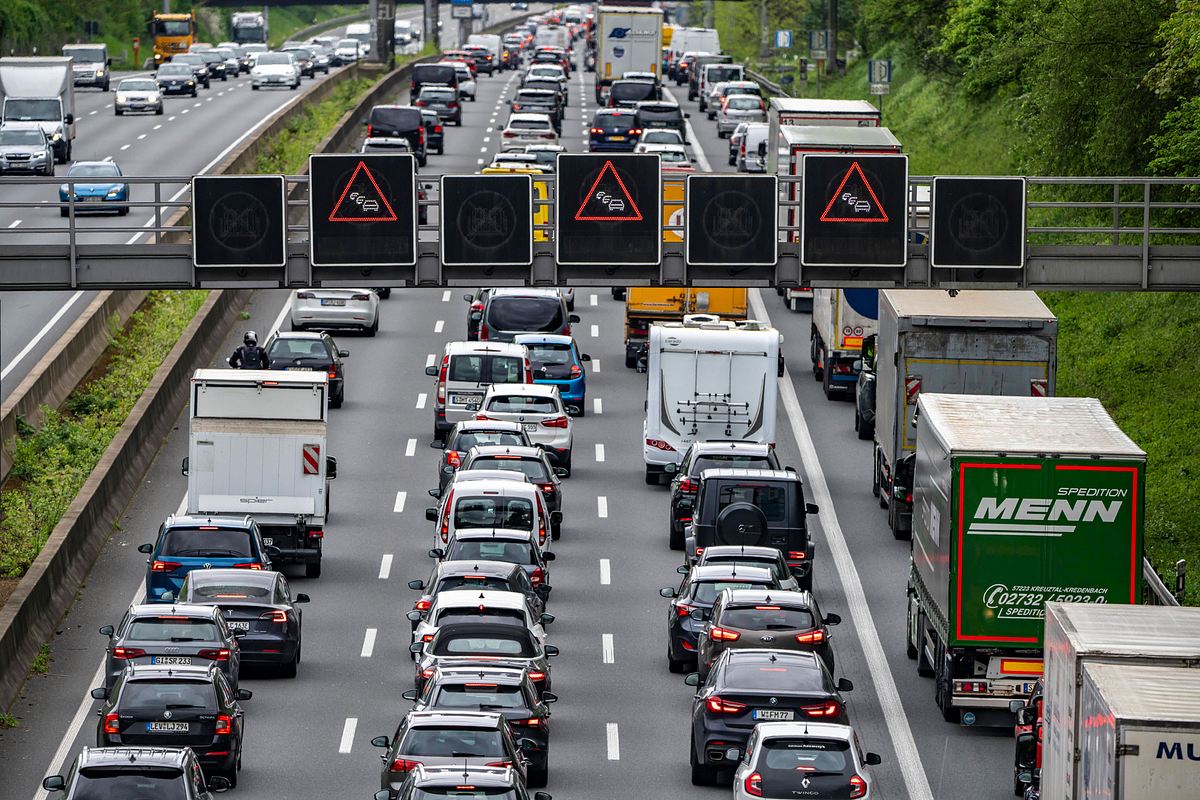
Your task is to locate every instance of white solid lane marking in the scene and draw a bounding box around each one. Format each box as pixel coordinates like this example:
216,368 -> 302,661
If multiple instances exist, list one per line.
404,439 -> 417,457
602,633 -> 614,663
591,358 -> 600,373
597,496 -> 608,518
339,718 -> 358,753
361,628 -> 377,657
590,323 -> 598,337
595,443 -> 605,462
7,220 -> 20,228
441,290 -> 451,302
379,554 -> 393,579
593,397 -> 602,415
394,491 -> 407,513
606,722 -> 620,760
1,291 -> 85,380
434,319 -> 444,333
425,353 -> 436,368
416,392 -> 427,410
120,144 -> 130,150
590,293 -> 598,306
599,558 -> 611,584
748,290 -> 935,800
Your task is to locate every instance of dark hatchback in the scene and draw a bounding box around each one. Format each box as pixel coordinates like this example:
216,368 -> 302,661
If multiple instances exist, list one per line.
263,331 -> 349,408
410,63 -> 459,95
607,79 -> 658,108
634,101 -> 688,142
511,89 -> 562,132
684,649 -> 855,785
588,109 -> 641,152
365,105 -> 427,166
480,289 -> 578,342
668,441 -> 780,551
660,565 -> 780,673
416,85 -> 462,126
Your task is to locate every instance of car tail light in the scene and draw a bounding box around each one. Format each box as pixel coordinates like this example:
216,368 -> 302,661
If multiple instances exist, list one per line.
678,477 -> 696,493
436,356 -> 448,402
391,758 -> 422,773
420,668 -> 435,678
694,547 -> 704,557
569,364 -> 582,378
515,717 -> 543,728
957,680 -> 989,693
530,567 -> 545,586
513,103 -> 522,110
538,483 -> 556,495
479,321 -> 489,340
486,760 -> 513,768
327,370 -> 337,379
231,563 -> 264,570
629,128 -> 642,135
296,291 -> 315,299
150,560 -> 180,573
446,450 -> 462,468
708,626 -> 741,642
415,99 -> 426,106
540,132 -> 555,139
308,529 -> 323,539
448,101 -> 459,109
675,603 -> 696,618
802,700 -> 841,718
590,127 -> 603,134
850,775 -> 868,799
439,488 -> 454,542
414,598 -> 432,611
788,551 -> 807,561
744,772 -> 763,797
434,124 -> 443,133
705,696 -> 746,714
104,713 -> 120,735
421,634 -> 434,642
906,491 -> 914,503
352,293 -> 370,301
795,629 -> 825,644
367,123 -> 375,136
527,670 -> 546,682
645,438 -> 677,452
261,610 -> 288,624
418,126 -> 425,145
542,416 -> 569,428
215,714 -> 232,735
199,648 -> 232,662
112,646 -> 145,660
503,131 -> 517,138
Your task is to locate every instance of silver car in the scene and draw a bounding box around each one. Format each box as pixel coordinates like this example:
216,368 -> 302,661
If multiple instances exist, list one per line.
717,94 -> 766,137
0,125 -> 54,175
477,383 -> 574,475
288,288 -> 380,335
732,722 -> 882,800
114,78 -> 163,116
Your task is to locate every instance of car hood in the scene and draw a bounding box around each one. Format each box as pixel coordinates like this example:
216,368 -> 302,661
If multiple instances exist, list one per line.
0,144 -> 47,156
5,121 -> 61,135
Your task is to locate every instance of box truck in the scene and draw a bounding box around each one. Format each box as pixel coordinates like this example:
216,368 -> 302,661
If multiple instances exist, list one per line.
873,290 -> 1057,539
642,316 -> 781,485
906,395 -> 1146,727
594,6 -> 663,103
623,287 -> 748,369
231,12 -> 268,44
0,57 -> 76,163
182,370 -> 336,578
1041,603 -> 1200,800
811,289 -> 878,401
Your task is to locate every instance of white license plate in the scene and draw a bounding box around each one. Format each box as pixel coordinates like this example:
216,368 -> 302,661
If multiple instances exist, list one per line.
261,537 -> 274,545
284,367 -> 312,372
321,298 -> 346,306
227,621 -> 251,631
752,709 -> 795,721
523,423 -> 539,432
151,656 -> 192,666
451,394 -> 481,405
147,721 -> 190,733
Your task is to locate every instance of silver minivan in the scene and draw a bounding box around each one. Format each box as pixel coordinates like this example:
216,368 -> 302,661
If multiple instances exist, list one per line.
426,341 -> 532,439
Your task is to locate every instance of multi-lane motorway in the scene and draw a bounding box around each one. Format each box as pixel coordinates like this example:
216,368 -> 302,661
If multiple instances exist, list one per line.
0,37 -> 1017,800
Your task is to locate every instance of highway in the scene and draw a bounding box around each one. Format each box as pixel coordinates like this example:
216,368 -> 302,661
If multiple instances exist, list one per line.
0,42 -> 1017,800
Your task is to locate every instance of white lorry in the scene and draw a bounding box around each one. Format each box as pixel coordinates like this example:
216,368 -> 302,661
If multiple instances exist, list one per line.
594,5 -> 663,103
642,315 -> 782,484
183,370 -> 336,578
1042,603 -> 1200,800
0,57 -> 76,163
811,289 -> 878,400
231,12 -> 268,44
345,22 -> 373,55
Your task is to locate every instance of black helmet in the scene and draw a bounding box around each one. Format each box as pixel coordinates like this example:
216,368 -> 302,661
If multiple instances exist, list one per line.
244,330 -> 258,347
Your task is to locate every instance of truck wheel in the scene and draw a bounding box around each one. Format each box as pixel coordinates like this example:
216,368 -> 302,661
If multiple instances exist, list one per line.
906,602 -> 918,660
669,509 -> 684,550
625,350 -> 637,369
305,560 -> 322,579
916,612 -> 934,676
279,651 -> 298,678
934,648 -> 958,723
822,359 -> 835,400
889,499 -> 911,541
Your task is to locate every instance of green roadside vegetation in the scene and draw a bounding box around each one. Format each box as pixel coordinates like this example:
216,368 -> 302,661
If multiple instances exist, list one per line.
710,0 -> 1200,601
0,291 -> 208,583
254,76 -> 378,174
266,5 -> 361,49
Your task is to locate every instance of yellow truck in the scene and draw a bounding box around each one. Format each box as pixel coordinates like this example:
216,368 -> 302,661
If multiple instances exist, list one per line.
623,287 -> 748,368
150,11 -> 197,65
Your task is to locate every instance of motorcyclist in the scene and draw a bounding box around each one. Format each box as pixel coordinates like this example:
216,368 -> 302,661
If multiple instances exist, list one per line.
229,331 -> 271,369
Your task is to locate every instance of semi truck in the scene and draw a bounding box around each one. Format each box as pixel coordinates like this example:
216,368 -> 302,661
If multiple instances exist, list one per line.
594,5 -> 663,103
1040,603 -> 1200,800
873,290 -> 1058,539
0,57 -> 76,163
810,289 -> 877,400
182,370 -> 336,578
231,12 -> 268,44
150,11 -> 198,65
623,287 -> 748,369
905,394 -> 1147,727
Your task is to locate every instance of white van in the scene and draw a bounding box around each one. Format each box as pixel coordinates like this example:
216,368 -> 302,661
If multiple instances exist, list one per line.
345,22 -> 372,55
466,33 -> 503,66
642,316 -> 782,484
426,341 -> 533,439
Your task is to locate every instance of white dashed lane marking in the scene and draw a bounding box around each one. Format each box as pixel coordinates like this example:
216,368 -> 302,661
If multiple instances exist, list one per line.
379,554 -> 393,579
394,491 -> 407,513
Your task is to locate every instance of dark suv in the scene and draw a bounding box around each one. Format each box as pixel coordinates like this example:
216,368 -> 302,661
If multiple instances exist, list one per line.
684,468 -> 819,590
365,105 -> 427,166
480,288 -> 579,342
264,331 -> 349,408
410,63 -> 459,95
668,441 -> 781,551
634,101 -> 688,142
43,746 -> 230,798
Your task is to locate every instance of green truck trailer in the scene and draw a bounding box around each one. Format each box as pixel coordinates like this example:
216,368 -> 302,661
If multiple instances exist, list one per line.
905,394 -> 1146,727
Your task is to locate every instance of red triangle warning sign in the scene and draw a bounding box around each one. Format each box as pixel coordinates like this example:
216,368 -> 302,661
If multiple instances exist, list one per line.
819,161 -> 890,223
328,161 -> 399,223
574,160 -> 644,222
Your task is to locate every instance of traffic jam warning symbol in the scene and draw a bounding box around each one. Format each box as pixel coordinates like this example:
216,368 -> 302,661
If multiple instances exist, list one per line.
819,161 -> 889,223
574,160 -> 644,221
801,153 -> 908,268
556,153 -> 660,266
308,153 -> 416,268
328,161 -> 398,223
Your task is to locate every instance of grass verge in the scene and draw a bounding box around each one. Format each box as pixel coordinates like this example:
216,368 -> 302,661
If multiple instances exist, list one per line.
0,291 -> 208,582
253,76 -> 378,174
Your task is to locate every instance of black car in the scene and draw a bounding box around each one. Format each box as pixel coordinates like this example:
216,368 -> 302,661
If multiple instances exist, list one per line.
281,45 -> 317,77
410,623 -> 558,696
408,559 -> 549,627
659,565 -> 780,673
511,88 -> 562,132
410,63 -> 459,96
607,78 -> 658,108
434,418 -> 531,490
263,330 -> 349,408
171,54 -> 211,88
416,85 -> 462,126
668,441 -> 781,551
479,288 -> 578,343
634,101 -> 688,142
100,603 -> 242,691
43,746 -> 230,798
431,529 -> 555,591
92,664 -> 250,785
684,649 -> 855,785
366,105 -> 427,167
459,445 -> 566,537
463,288 -> 493,340
193,50 -> 228,81
177,568 -> 309,677
685,468 -> 819,591
588,109 -> 641,152
404,665 -> 556,786
155,63 -> 198,96
691,545 -> 802,591
419,108 -> 445,155
855,333 -> 877,440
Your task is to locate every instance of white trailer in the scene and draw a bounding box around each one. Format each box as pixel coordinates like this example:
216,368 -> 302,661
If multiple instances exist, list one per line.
594,5 -> 663,102
1042,603 -> 1200,800
642,316 -> 782,484
184,369 -> 335,578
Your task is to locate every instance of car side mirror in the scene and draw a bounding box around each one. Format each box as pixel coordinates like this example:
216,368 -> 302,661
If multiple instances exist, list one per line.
208,775 -> 231,793
90,687 -> 108,700
805,503 -> 820,515
535,584 -> 552,598
684,672 -> 701,686
362,119 -> 370,126
428,548 -> 445,559
137,544 -> 154,554
837,678 -> 854,692
338,349 -> 350,358
533,793 -> 552,800
664,463 -> 677,474
540,613 -> 555,625
406,610 -> 423,622
580,353 -> 591,361
676,565 -> 688,575
1015,706 -> 1034,726
549,510 -> 563,524
326,456 -> 337,479
409,642 -> 424,653
425,365 -> 438,377
689,608 -> 707,621
425,507 -> 438,522
1017,771 -> 1033,786
430,439 -> 445,449
408,579 -> 425,590
541,691 -> 558,704
865,752 -> 882,766
542,551 -> 556,561
181,456 -> 189,476
544,644 -> 560,657
402,689 -> 418,701
684,112 -> 690,118
237,688 -> 253,701
568,314 -> 581,323
375,792 -> 392,800
64,113 -> 74,124
42,776 -> 65,792
429,488 -> 441,498
824,612 -> 841,625
659,586 -> 677,598
266,545 -> 282,558
371,735 -> 391,748
294,593 -> 310,604
852,359 -> 863,372
758,141 -> 767,157
107,57 -> 113,66
99,625 -> 115,637
553,467 -> 568,477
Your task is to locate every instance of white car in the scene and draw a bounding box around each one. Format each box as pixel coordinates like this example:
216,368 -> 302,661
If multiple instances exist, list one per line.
334,39 -> 362,64
409,589 -> 552,657
635,142 -> 693,170
114,78 -> 163,115
477,383 -> 574,474
732,722 -> 882,800
250,52 -> 300,90
636,128 -> 685,147
524,143 -> 565,171
440,61 -> 476,100
289,288 -> 380,335
501,112 -> 558,144
526,64 -> 566,85
428,477 -> 557,550
717,93 -> 767,137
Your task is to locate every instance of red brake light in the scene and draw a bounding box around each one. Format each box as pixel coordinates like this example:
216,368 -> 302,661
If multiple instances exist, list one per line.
415,99 -> 426,106
414,598 -> 432,611
787,551 -> 807,560
327,370 -> 337,379
569,364 -> 582,378
538,483 -> 556,494
708,626 -> 741,642
705,696 -> 747,714
485,760 -> 513,768
541,416 -> 569,428
678,477 -> 696,493
590,127 -> 603,134
802,700 -> 841,718
675,603 -> 695,618
436,356 -> 448,402
439,488 -> 454,542
850,775 -> 868,799
215,714 -> 232,735
540,132 -> 555,139
744,772 -> 763,797
391,758 -> 423,773
231,563 -> 264,570
446,450 -> 462,468
198,648 -> 231,662
104,713 -> 120,735
150,561 -> 181,573
645,438 -> 677,452
112,646 -> 145,660
529,567 -> 544,586
795,629 -> 826,644
366,123 -> 374,137
448,101 -> 459,108
261,610 -> 288,624
434,124 -> 443,133
527,670 -> 546,682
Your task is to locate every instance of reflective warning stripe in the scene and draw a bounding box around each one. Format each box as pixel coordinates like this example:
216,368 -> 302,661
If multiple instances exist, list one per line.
303,443 -> 321,475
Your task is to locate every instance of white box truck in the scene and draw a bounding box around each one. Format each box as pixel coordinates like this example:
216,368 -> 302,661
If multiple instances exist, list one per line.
1075,663 -> 1200,800
642,315 -> 782,484
231,12 -> 268,44
811,289 -> 878,401
594,5 -> 663,103
1042,603 -> 1200,800
872,290 -> 1057,539
0,57 -> 76,163
183,369 -> 336,578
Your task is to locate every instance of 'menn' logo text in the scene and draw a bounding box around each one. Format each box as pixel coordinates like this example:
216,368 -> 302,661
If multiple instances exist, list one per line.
968,487 -> 1127,538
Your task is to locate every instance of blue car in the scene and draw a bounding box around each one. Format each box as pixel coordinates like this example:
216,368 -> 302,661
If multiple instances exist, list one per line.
59,160 -> 129,216
137,514 -> 275,603
515,333 -> 590,416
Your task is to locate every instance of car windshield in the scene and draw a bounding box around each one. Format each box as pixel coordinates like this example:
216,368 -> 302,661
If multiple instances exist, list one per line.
72,770 -> 187,800
508,118 -> 549,130
266,337 -> 330,363
485,395 -> 558,415
126,617 -> 221,642
158,65 -> 191,76
727,96 -> 762,110
691,581 -> 758,605
64,46 -> 106,63
761,738 -> 851,774
722,606 -> 815,631
400,727 -> 505,757
453,497 -> 535,530
448,540 -> 534,565
431,683 -> 527,709
724,660 -> 828,691
120,680 -> 216,710
4,99 -> 60,121
257,53 -> 291,65
159,527 -> 254,558
154,19 -> 192,36
523,342 -> 572,366
658,149 -> 687,163
469,457 -> 549,482
448,354 -> 525,384
486,297 -> 564,332
188,582 -> 271,600
0,129 -> 44,146
434,634 -> 535,657
68,163 -> 120,178
716,483 -> 789,523
119,80 -> 158,92
451,430 -> 526,451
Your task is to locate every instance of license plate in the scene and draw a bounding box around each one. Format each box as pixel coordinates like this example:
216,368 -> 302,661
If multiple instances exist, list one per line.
451,394 -> 481,405
609,135 -> 625,141
752,709 -> 795,721
227,621 -> 251,631
261,537 -> 274,545
523,422 -> 539,432
151,656 -> 192,666
320,298 -> 346,306
147,721 -> 190,733
1023,682 -> 1035,694
284,367 -> 312,372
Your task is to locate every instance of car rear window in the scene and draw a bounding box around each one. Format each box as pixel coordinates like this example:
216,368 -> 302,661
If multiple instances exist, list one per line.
509,117 -> 550,130
74,771 -> 188,799
436,608 -> 525,627
703,556 -> 788,581
692,455 -> 772,476
595,114 -> 634,131
469,457 -> 549,481
126,617 -> 221,642
451,431 -> 527,451
400,727 -> 505,757
706,66 -> 743,84
369,106 -> 421,130
437,575 -> 512,592
453,497 -> 535,530
716,483 -> 788,523
431,683 -> 527,709
120,680 -> 216,710
160,527 -> 254,558
414,65 -> 456,84
726,96 -> 762,110
523,342 -> 573,366
517,91 -> 555,103
486,296 -> 564,332
691,580 -> 759,604
188,582 -> 271,600
724,660 -> 828,692
421,88 -> 455,100
448,354 -> 525,384
721,605 -> 815,631
485,395 -> 558,414
266,338 -> 330,363
413,789 -> 517,800
434,634 -> 535,657
523,80 -> 560,94
761,738 -> 851,773
448,540 -> 534,565
636,107 -> 683,125
610,82 -> 656,102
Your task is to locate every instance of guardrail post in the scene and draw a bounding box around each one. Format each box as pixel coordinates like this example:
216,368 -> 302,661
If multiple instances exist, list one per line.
67,181 -> 78,288
1111,182 -> 1120,246
154,180 -> 162,244
1176,559 -> 1187,604
1142,180 -> 1151,289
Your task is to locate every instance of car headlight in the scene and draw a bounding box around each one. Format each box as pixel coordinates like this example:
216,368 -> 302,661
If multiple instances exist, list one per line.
186,80 -> 195,86
51,132 -> 62,141
96,69 -> 105,76
106,187 -> 123,198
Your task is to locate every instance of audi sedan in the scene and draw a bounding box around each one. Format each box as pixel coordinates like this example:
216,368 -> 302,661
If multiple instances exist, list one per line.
99,603 -> 241,690
288,288 -> 380,335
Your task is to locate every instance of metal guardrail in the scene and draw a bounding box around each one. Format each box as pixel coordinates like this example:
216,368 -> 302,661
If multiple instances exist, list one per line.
1143,557 -> 1187,606
746,68 -> 790,98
